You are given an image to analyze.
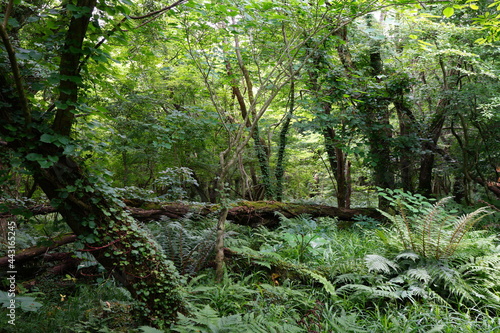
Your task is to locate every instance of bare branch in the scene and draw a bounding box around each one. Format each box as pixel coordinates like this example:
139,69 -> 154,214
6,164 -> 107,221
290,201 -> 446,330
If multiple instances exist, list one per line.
129,0 -> 188,20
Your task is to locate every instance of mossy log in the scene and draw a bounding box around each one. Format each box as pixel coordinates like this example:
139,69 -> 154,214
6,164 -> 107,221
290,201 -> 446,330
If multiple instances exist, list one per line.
127,200 -> 383,228
0,201 -> 381,269
2,200 -> 382,229
225,201 -> 382,228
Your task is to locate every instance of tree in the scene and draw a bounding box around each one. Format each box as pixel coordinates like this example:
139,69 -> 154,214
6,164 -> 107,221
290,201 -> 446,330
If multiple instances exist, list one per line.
0,0 -> 189,327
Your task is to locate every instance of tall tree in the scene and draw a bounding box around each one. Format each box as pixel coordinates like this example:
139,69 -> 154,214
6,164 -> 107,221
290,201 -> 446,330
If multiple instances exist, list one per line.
0,0 -> 188,327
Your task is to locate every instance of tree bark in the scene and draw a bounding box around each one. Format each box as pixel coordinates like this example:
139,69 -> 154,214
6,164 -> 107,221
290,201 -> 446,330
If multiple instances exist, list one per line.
358,47 -> 394,209
0,201 -> 384,268
392,75 -> 417,193
225,201 -> 382,228
305,37 -> 352,208
417,59 -> 459,197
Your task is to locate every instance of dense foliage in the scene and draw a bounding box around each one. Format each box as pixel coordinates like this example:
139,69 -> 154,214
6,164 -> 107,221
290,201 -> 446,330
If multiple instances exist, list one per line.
1,0 -> 500,331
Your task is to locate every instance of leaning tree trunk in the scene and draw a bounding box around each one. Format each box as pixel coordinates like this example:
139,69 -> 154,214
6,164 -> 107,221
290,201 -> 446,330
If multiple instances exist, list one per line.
31,143 -> 187,327
0,0 -> 187,327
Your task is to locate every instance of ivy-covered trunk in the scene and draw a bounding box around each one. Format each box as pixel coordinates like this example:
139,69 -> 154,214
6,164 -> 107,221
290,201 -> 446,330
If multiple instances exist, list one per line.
33,148 -> 187,327
322,105 -> 351,209
305,38 -> 352,209
359,46 -> 395,209
0,0 -> 186,327
392,79 -> 416,193
418,99 -> 448,197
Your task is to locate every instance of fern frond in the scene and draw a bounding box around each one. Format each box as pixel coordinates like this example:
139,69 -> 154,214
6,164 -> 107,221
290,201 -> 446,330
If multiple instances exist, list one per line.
428,263 -> 475,303
303,270 -> 336,296
365,254 -> 399,274
379,210 -> 412,250
420,197 -> 452,257
443,207 -> 491,257
406,268 -> 431,284
155,218 -> 216,275
396,199 -> 415,250
381,196 -> 491,259
395,250 -> 420,262
334,273 -> 365,285
337,283 -> 400,301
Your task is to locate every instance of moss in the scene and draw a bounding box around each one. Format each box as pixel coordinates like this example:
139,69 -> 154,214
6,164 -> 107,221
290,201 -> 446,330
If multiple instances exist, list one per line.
141,202 -> 163,210
236,200 -> 286,210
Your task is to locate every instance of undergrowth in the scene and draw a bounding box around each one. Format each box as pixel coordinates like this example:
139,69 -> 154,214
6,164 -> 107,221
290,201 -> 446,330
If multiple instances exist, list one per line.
2,192 -> 499,332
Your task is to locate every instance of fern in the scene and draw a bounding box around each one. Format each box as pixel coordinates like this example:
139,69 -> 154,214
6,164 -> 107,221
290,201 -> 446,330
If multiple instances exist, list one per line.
406,268 -> 431,284
364,254 -> 399,274
335,242 -> 500,310
380,196 -> 492,259
301,269 -> 336,297
172,305 -> 304,333
152,217 -> 216,275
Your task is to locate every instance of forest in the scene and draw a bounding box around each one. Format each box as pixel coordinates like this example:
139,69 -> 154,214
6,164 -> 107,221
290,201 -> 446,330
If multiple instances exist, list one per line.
1,0 -> 500,332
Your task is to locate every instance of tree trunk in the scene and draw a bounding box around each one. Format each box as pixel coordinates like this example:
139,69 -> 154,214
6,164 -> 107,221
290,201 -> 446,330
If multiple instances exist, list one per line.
225,39 -> 273,200
275,76 -> 294,202
1,200 -> 384,268
392,76 -> 417,193
358,48 -> 394,209
26,141 -> 186,327
305,37 -> 352,208
418,100 -> 447,196
417,59 -> 459,197
0,1 -> 187,327
215,206 -> 228,282
0,234 -> 76,267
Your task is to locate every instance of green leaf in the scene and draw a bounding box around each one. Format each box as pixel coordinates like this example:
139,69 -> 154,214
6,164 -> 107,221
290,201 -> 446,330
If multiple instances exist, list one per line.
65,185 -> 77,192
40,133 -> 55,143
18,297 -> 43,312
25,153 -> 43,161
443,7 -> 454,17
47,155 -> 59,163
138,326 -> 164,333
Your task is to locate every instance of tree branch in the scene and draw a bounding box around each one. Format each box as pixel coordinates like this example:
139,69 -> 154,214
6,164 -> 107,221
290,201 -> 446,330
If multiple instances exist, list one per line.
128,0 -> 189,20
2,0 -> 14,27
0,3 -> 31,128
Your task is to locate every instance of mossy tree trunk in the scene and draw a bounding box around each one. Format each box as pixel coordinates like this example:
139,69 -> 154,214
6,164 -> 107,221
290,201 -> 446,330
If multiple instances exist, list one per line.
0,1 -> 187,327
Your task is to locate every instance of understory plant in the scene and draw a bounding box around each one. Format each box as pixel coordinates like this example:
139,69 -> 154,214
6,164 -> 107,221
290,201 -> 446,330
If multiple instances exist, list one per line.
378,194 -> 492,259
149,216 -> 217,276
172,271 -> 309,332
335,192 -> 499,310
335,247 -> 500,309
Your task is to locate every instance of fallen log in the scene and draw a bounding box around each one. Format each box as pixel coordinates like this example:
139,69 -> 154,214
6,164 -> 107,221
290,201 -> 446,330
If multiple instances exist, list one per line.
225,201 -> 383,228
0,201 -> 382,267
2,200 -> 383,228
126,200 -> 382,227
0,233 -> 76,266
